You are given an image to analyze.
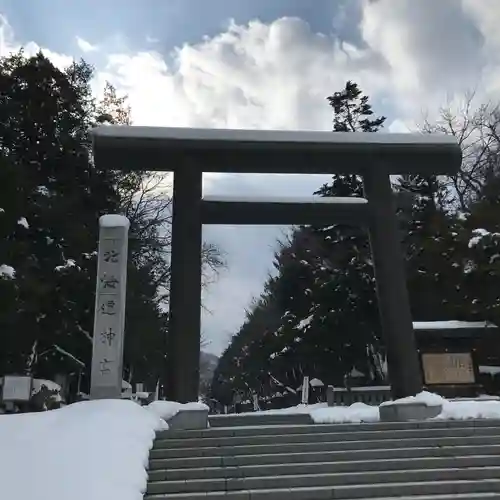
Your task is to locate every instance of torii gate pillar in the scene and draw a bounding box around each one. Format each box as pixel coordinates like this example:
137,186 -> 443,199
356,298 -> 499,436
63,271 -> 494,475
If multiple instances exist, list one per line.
91,126 -> 462,403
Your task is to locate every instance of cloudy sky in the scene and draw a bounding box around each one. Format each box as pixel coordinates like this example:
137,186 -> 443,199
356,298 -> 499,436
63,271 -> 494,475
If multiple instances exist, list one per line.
1,0 -> 500,355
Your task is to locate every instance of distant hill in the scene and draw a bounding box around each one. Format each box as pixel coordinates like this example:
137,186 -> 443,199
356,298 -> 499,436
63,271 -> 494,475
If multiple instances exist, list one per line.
200,351 -> 219,390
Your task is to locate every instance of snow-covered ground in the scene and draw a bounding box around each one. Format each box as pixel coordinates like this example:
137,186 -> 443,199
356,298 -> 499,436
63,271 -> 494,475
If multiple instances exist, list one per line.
0,400 -> 164,500
240,391 -> 500,424
3,394 -> 500,500
148,400 -> 208,420
0,398 -> 210,500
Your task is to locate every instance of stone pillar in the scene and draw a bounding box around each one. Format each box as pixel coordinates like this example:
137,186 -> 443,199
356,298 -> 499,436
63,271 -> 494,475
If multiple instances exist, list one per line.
167,166 -> 203,403
363,171 -> 422,399
90,215 -> 129,400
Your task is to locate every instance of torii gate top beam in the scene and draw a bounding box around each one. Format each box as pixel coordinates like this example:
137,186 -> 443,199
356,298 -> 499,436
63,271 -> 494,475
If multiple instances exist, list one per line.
92,125 -> 462,176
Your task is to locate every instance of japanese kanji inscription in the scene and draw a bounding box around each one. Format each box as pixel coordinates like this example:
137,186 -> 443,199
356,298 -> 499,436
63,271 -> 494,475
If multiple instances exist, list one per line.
90,215 -> 129,400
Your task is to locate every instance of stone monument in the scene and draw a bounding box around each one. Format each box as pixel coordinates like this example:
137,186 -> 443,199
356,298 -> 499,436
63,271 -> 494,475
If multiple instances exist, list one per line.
90,214 -> 129,400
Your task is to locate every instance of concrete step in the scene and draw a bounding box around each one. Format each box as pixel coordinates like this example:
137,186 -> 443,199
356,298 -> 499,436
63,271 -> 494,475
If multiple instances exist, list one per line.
157,418 -> 500,440
208,412 -> 313,427
148,433 -> 500,459
153,425 -> 500,449
147,454 -> 500,482
146,466 -> 500,495
148,443 -> 500,470
145,484 -> 500,500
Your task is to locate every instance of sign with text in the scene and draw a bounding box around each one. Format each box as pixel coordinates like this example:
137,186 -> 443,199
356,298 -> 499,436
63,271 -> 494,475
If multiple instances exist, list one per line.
422,352 -> 475,385
90,216 -> 129,400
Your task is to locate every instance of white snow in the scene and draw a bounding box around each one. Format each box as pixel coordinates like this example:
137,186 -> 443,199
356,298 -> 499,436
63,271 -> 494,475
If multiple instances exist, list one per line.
245,391 -> 500,423
93,125 -> 457,147
479,365 -> 500,376
147,401 -> 209,421
413,320 -> 496,330
468,228 -> 500,248
35,185 -> 50,196
348,385 -> 391,392
0,264 -> 15,279
202,194 -> 368,204
309,378 -> 324,388
17,217 -> 29,229
312,403 -> 380,424
380,391 -> 444,407
0,399 -> 167,500
349,368 -> 365,378
239,403 -> 325,416
99,214 -> 130,228
491,254 -> 500,264
31,379 -> 63,405
436,400 -> 500,420
83,250 -> 98,259
31,379 -> 61,396
55,259 -> 78,272
297,314 -> 314,330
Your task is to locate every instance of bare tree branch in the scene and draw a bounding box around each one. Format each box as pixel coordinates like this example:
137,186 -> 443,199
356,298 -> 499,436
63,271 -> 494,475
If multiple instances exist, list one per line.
420,93 -> 500,212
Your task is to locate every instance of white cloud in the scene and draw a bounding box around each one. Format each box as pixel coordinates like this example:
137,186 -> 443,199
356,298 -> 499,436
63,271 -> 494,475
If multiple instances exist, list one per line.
76,36 -> 98,53
0,15 -> 73,70
97,17 -> 389,131
361,0 -> 484,100
2,1 -> 500,353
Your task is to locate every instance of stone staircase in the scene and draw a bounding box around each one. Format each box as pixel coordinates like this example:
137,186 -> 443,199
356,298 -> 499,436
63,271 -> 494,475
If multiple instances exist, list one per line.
145,414 -> 500,499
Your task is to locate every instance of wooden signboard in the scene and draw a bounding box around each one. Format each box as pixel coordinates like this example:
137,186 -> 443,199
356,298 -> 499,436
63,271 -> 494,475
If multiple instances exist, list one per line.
421,352 -> 475,385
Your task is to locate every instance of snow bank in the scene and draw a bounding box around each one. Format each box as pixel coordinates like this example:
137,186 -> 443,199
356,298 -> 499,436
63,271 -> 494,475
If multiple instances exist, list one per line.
238,403 -> 325,416
437,399 -> 500,420
237,401 -> 378,423
147,401 -> 209,421
479,365 -> 500,376
380,391 -> 444,407
0,399 -> 167,500
311,402 -> 380,424
244,391 -> 500,424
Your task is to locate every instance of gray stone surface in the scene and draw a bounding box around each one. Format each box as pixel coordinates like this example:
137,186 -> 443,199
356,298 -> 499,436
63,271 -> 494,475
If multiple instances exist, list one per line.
379,401 -> 443,422
208,412 -> 313,427
90,216 -> 129,400
326,385 -> 335,407
167,409 -> 209,430
145,419 -> 500,499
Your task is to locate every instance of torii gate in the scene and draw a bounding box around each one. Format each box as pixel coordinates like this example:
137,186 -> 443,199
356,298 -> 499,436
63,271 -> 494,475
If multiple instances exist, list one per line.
91,126 -> 461,403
